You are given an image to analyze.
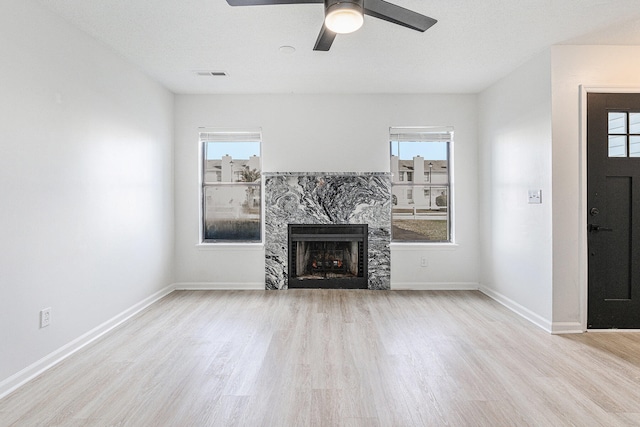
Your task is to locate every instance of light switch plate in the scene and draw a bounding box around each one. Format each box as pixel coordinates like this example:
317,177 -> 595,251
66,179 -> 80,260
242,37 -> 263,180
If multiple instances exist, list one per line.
528,190 -> 542,204
40,307 -> 51,328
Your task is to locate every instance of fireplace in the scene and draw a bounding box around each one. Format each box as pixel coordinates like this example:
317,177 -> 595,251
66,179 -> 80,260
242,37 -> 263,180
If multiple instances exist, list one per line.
264,172 -> 391,290
288,224 -> 368,289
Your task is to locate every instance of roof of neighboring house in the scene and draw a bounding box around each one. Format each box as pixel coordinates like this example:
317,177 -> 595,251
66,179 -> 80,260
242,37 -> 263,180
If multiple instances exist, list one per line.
205,159 -> 253,172
398,160 -> 448,172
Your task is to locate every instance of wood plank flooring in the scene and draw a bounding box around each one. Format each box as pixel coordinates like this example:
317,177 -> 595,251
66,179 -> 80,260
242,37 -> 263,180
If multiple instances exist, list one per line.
2,290 -> 640,426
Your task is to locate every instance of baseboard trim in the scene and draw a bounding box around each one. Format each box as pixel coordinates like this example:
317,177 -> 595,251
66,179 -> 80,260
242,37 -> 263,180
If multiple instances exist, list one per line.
552,322 -> 584,334
479,285 -> 553,333
174,282 -> 265,290
391,282 -> 480,291
175,282 -> 481,291
0,284 -> 175,400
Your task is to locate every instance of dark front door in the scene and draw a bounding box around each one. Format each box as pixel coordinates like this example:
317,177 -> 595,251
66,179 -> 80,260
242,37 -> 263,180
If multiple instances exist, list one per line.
587,92 -> 640,328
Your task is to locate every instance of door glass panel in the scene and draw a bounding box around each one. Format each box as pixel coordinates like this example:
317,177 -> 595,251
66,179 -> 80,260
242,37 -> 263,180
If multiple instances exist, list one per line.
609,135 -> 627,157
630,113 -> 640,134
608,112 -> 627,134
630,136 -> 640,157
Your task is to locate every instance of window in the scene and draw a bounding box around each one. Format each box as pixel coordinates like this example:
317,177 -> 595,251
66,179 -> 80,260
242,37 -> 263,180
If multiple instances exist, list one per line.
200,130 -> 262,243
608,112 -> 640,157
390,127 -> 452,242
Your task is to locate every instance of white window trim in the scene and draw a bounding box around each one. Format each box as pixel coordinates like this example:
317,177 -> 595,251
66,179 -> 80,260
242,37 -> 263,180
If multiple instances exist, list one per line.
390,126 -> 455,244
198,127 -> 264,245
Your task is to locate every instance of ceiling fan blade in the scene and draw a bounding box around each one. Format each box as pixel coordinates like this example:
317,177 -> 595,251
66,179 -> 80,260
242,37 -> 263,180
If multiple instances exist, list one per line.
363,0 -> 436,32
313,25 -> 336,51
226,0 -> 321,5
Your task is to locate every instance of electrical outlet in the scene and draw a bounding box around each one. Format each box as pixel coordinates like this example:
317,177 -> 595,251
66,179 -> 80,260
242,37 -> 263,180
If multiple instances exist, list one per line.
40,308 -> 51,328
528,190 -> 542,204
421,257 -> 428,267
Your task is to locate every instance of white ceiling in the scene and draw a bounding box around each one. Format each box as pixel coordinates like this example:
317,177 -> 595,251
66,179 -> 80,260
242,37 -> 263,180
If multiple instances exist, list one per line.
37,0 -> 640,94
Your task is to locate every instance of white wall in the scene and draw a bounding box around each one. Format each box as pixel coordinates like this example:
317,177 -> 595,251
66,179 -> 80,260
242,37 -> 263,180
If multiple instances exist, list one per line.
0,1 -> 174,390
551,45 -> 640,330
478,51 -> 554,330
174,94 -> 479,288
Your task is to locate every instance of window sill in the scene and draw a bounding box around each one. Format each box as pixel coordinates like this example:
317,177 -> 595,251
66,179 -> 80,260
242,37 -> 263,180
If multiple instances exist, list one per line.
390,242 -> 459,251
196,243 -> 265,251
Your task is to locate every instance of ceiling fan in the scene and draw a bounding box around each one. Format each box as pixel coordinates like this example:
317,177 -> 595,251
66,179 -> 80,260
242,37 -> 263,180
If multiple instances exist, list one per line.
225,0 -> 437,51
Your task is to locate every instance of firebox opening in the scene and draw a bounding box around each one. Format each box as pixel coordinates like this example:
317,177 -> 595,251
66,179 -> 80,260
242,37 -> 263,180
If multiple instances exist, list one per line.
288,224 -> 368,289
294,240 -> 361,279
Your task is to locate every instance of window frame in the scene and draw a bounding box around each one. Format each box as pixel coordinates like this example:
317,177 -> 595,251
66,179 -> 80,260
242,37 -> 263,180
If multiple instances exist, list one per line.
390,127 -> 454,244
198,129 -> 263,245
608,111 -> 640,157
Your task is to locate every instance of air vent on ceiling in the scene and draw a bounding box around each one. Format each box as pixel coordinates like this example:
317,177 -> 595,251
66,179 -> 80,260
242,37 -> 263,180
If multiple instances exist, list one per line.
194,71 -> 228,77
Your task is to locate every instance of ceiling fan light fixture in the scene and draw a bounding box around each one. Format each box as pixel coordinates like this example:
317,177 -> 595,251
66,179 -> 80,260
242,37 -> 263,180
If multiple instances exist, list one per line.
324,0 -> 364,34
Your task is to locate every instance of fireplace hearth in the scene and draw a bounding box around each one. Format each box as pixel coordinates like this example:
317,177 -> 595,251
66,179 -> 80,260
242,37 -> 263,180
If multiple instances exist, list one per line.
288,224 -> 368,289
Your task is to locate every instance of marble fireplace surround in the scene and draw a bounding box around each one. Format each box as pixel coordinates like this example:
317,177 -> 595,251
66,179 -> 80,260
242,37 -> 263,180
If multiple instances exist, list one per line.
264,172 -> 391,290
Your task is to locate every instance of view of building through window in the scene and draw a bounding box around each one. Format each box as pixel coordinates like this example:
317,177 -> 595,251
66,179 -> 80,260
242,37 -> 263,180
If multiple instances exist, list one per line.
390,129 -> 452,242
201,134 -> 261,242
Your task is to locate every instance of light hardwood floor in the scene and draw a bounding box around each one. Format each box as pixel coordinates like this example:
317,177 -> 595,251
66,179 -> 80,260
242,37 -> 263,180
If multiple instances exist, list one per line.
2,290 -> 640,426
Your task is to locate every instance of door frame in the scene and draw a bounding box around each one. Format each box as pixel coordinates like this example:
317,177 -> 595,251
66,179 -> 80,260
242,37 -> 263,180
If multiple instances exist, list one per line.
579,86 -> 640,331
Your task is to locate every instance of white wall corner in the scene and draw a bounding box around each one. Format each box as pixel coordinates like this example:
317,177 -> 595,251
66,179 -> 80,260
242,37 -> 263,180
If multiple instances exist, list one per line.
479,285 -> 553,333
0,284 -> 176,400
